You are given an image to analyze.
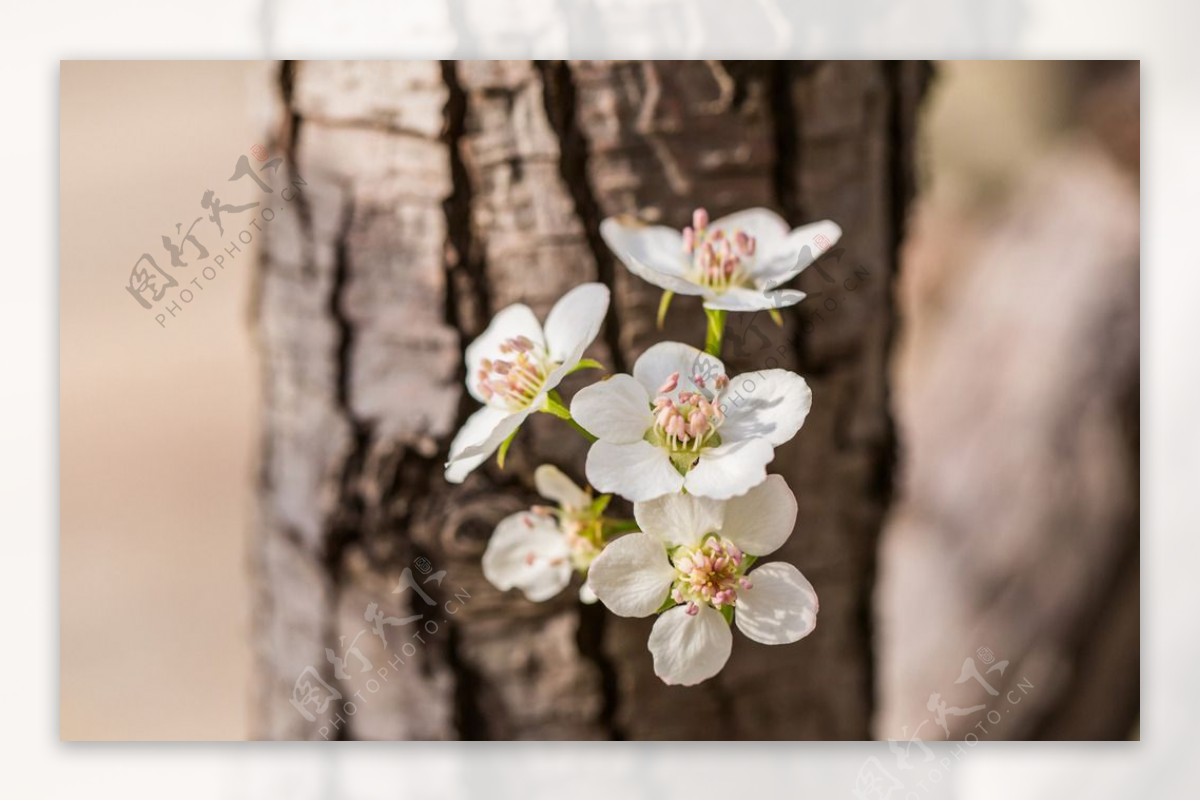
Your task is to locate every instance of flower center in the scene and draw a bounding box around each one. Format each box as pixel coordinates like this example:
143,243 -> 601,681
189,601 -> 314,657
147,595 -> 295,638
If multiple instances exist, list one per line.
645,370 -> 729,473
670,534 -> 752,613
563,518 -> 603,571
476,335 -> 558,411
683,207 -> 756,293
532,505 -> 604,573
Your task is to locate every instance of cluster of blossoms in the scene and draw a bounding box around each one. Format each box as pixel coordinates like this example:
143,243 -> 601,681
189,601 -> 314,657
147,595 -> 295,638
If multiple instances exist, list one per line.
445,207 -> 841,685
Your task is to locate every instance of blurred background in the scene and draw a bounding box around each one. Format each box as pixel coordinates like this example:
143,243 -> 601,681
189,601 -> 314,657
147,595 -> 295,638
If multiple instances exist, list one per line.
59,60 -> 1138,740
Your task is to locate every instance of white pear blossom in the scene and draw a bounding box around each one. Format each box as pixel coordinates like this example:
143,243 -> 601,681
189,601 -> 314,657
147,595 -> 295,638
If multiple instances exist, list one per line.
445,284 -> 610,483
570,341 -> 811,502
587,476 -> 818,686
600,207 -> 841,312
482,465 -> 607,603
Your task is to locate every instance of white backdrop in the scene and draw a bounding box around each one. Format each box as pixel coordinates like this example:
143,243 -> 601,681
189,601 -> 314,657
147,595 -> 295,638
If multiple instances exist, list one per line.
9,0 -> 1187,796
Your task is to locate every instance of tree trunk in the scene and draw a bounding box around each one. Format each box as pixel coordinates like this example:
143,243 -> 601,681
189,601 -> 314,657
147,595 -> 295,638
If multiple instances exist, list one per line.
252,60 -> 927,740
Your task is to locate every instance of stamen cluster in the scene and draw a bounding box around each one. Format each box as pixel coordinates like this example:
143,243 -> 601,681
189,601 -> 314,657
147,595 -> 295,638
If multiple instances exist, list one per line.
650,370 -> 729,453
671,535 -> 752,614
476,335 -> 554,410
682,207 -> 756,292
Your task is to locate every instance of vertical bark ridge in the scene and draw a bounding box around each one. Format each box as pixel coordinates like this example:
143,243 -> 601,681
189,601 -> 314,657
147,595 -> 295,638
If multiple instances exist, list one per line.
534,60 -> 628,376
437,59 -> 490,739
534,58 -> 627,738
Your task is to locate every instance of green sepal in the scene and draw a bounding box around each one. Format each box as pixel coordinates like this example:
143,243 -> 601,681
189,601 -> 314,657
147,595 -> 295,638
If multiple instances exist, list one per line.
569,358 -> 606,375
656,597 -> 680,614
496,427 -> 519,470
719,605 -> 735,624
590,493 -> 613,516
657,290 -> 675,329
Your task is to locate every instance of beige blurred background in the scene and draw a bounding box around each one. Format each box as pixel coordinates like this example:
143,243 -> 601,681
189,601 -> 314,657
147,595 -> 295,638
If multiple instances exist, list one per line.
60,62 -> 268,739
59,60 -> 1135,740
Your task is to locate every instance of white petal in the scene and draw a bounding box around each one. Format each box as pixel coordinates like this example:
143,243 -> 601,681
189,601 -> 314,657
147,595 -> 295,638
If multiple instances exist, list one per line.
600,218 -> 706,296
718,369 -> 812,447
648,604 -> 733,686
683,437 -> 774,500
752,219 -> 843,287
570,374 -> 653,444
451,406 -> 533,462
585,440 -> 684,502
534,464 -> 590,511
586,532 -> 675,617
632,341 -> 724,400
702,286 -> 806,311
464,304 -> 547,403
735,562 -> 818,645
719,474 -> 797,556
579,582 -> 598,604
543,282 -> 610,365
482,512 -> 572,602
634,492 -> 724,548
444,449 -> 489,484
708,207 -> 791,253
444,406 -> 514,484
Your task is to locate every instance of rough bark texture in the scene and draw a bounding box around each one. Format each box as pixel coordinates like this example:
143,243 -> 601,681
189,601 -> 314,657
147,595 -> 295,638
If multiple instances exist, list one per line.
252,60 -> 927,740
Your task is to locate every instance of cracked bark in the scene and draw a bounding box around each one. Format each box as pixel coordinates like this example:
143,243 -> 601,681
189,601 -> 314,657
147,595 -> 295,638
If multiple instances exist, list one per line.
252,60 -> 927,740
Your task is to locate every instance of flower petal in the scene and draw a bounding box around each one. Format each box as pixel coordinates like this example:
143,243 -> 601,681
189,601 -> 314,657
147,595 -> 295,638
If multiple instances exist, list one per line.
735,562 -> 818,645
579,582 -> 598,604
634,492 -> 724,548
632,341 -> 724,400
585,440 -> 685,502
482,512 -> 572,602
464,304 -> 547,403
600,218 -> 706,296
708,207 -> 791,253
683,437 -> 775,500
702,286 -> 806,312
719,369 -> 812,447
586,532 -> 675,617
444,405 -> 517,483
648,604 -> 733,686
444,449 -> 490,485
543,282 -> 610,365
570,374 -> 653,444
534,464 -> 590,511
752,220 -> 843,287
451,406 -> 533,463
719,474 -> 797,556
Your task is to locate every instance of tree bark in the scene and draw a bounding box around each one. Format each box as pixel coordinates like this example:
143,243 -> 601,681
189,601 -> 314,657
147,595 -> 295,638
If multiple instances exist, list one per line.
252,60 -> 927,740
876,65 -> 1140,741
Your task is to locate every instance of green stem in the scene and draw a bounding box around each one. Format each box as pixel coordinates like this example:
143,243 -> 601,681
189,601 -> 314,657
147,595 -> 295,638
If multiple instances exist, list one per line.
565,416 -> 598,443
543,390 -> 598,443
603,518 -> 641,536
704,308 -> 727,357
